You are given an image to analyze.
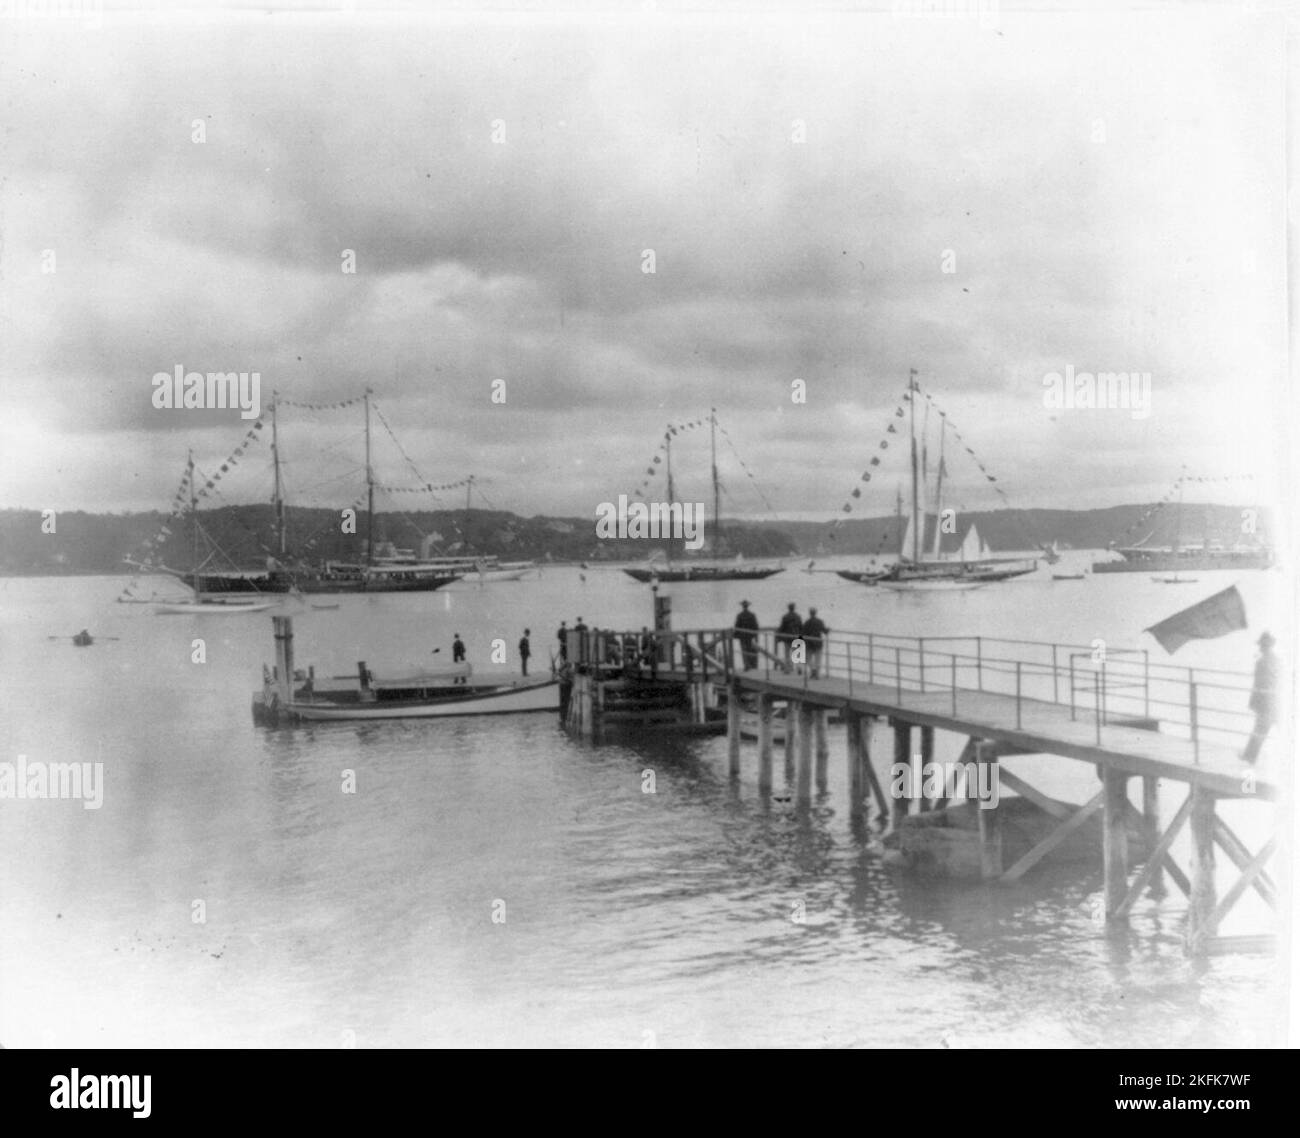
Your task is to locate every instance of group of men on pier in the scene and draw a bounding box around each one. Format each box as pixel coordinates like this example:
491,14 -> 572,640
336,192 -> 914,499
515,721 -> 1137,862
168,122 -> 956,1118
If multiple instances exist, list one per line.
734,600 -> 827,677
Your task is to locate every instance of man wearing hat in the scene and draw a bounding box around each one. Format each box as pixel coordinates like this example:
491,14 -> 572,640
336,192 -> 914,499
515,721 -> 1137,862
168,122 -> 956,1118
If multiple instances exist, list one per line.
1242,631 -> 1278,763
777,603 -> 803,671
734,600 -> 759,671
802,606 -> 828,678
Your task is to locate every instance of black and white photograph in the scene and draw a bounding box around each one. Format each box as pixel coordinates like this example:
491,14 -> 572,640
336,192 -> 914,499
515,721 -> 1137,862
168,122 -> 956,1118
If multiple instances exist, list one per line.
0,0 -> 1294,1068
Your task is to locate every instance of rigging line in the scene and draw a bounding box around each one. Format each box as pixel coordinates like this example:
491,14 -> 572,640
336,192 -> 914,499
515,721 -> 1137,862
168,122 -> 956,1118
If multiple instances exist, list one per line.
372,401 -> 436,489
714,422 -> 779,515
915,382 -> 1042,551
194,467 -> 279,554
185,467 -> 275,570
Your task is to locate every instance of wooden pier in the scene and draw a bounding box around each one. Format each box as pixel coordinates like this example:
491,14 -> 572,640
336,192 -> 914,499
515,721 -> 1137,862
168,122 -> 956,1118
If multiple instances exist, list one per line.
563,621 -> 1280,956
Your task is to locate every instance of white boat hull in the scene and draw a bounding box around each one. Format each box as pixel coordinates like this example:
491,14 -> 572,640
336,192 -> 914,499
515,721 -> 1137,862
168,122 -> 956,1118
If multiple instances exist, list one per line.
473,568 -> 533,582
156,600 -> 277,614
878,579 -> 987,592
276,677 -> 559,720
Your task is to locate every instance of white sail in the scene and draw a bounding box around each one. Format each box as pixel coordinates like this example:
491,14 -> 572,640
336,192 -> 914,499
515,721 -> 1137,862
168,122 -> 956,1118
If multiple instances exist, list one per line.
900,511 -> 917,563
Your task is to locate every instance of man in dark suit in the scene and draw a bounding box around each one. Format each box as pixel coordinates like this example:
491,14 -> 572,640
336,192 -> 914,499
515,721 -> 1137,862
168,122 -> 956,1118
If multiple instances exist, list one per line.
776,603 -> 803,672
734,600 -> 759,671
801,607 -> 828,678
1242,631 -> 1278,763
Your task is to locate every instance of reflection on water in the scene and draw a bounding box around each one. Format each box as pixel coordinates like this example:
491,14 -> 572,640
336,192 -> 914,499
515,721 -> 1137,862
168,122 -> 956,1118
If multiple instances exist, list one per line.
0,569 -> 1284,1047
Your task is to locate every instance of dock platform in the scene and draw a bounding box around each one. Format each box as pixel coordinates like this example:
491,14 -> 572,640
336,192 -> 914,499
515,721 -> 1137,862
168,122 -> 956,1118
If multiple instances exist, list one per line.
564,623 -> 1280,956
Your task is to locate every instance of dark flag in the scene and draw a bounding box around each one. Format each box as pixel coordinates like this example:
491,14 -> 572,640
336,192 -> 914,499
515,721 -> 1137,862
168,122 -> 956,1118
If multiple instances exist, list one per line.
1145,585 -> 1248,654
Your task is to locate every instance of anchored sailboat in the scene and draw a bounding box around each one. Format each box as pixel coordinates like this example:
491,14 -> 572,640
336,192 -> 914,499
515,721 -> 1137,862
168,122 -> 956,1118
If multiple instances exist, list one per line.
143,392 -> 463,596
874,374 -> 1037,591
149,451 -> 278,614
1092,471 -> 1268,576
623,409 -> 784,583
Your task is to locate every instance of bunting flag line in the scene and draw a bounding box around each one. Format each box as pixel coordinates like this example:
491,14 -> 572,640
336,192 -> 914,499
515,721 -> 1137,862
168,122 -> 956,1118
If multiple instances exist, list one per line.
277,395 -> 366,411
120,429 -> 265,584
376,478 -> 473,494
813,387 -> 910,550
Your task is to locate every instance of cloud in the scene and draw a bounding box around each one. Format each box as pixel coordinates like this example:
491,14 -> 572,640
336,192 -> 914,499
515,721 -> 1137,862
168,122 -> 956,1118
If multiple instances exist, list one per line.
0,10 -> 1286,518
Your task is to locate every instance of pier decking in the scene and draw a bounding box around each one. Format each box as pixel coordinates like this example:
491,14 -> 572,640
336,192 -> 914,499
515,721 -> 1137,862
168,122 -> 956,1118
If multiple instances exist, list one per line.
562,623 -> 1280,956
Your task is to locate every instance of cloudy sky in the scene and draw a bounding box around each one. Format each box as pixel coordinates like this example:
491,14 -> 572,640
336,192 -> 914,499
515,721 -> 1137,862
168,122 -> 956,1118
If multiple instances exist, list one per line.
0,3 -> 1289,525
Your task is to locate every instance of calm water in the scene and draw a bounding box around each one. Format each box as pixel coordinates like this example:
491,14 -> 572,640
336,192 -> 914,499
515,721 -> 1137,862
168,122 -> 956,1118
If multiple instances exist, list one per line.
0,561 -> 1288,1048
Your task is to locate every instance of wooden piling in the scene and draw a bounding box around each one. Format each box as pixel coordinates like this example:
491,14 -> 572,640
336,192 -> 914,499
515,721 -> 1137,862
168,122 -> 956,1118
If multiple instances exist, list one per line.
891,718 -> 910,828
1187,786 -> 1218,953
814,711 -> 829,792
861,717 -> 889,820
783,700 -> 796,784
977,745 -> 1003,878
1142,776 -> 1163,894
757,694 -> 774,795
847,713 -> 864,819
1103,767 -> 1129,917
726,683 -> 741,778
918,725 -> 935,811
796,702 -> 814,807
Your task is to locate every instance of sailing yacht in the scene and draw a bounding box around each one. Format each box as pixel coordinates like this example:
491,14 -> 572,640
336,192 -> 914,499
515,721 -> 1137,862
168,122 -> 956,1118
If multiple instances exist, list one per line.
623,410 -> 784,583
147,393 -> 462,595
1092,474 -> 1267,576
148,452 -> 277,613
874,376 -> 1037,591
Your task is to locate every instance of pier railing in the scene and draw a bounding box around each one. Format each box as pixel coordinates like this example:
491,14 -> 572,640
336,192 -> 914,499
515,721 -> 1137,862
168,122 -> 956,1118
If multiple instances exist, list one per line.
749,629 -> 1256,758
569,626 -> 1259,757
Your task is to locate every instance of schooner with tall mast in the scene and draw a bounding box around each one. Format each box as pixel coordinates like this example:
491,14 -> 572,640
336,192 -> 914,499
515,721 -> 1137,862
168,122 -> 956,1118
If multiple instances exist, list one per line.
874,372 -> 1038,589
151,391 -> 464,595
623,409 -> 785,583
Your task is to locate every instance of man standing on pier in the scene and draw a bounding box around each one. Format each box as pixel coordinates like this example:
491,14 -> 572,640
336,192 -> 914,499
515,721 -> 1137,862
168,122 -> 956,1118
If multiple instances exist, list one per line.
802,606 -> 828,678
734,600 -> 759,671
1242,631 -> 1278,763
452,633 -> 466,664
574,617 -> 589,666
777,603 -> 803,672
557,621 -> 568,662
519,629 -> 531,676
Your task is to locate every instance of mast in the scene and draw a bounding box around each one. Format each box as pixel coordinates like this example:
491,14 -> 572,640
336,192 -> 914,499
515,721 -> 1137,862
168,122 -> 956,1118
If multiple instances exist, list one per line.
465,475 -> 474,555
710,408 -> 721,554
1174,471 -> 1184,553
188,449 -> 199,595
271,391 -> 286,556
364,388 -> 374,566
909,370 -> 921,563
931,417 -> 946,559
664,428 -> 675,565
